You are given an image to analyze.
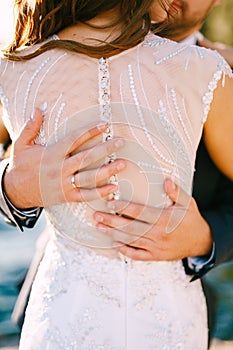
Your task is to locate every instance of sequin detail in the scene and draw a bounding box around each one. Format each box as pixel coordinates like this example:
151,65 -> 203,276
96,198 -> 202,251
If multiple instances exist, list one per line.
19,238 -> 208,350
202,52 -> 233,123
98,57 -> 120,200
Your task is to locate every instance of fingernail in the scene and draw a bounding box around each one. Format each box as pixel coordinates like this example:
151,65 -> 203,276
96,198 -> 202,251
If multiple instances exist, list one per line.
31,108 -> 43,120
115,139 -> 124,148
165,178 -> 176,191
116,162 -> 125,171
30,109 -> 37,120
95,214 -> 104,222
171,181 -> 176,191
97,225 -> 107,232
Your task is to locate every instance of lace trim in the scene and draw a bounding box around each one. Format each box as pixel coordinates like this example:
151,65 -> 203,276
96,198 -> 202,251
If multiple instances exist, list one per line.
202,52 -> 233,123
0,84 -> 12,132
98,57 -> 120,199
19,238 -> 208,349
21,56 -> 50,123
143,33 -> 170,48
0,84 -> 8,108
127,63 -> 175,167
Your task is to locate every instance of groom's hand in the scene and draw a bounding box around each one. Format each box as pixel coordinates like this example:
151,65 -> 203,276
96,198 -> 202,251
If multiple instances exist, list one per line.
94,179 -> 213,261
3,109 -> 126,209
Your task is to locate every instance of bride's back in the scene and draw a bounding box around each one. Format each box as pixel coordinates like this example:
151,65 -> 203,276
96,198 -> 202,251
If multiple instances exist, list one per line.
0,32 -> 230,251
1,3 -> 233,349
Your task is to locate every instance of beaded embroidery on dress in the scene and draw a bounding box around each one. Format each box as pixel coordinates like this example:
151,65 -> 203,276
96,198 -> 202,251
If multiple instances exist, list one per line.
0,33 -> 232,350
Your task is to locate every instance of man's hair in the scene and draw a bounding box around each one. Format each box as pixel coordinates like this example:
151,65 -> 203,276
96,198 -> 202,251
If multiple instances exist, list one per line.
155,0 -> 216,40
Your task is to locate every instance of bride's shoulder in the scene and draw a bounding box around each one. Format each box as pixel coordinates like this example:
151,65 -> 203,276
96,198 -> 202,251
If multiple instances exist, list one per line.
141,33 -> 198,65
0,35 -> 58,61
141,33 -> 232,78
0,50 -> 10,76
188,44 -> 232,75
0,36 -> 61,79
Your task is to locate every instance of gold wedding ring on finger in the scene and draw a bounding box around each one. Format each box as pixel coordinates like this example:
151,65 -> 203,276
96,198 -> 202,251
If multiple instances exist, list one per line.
71,174 -> 79,189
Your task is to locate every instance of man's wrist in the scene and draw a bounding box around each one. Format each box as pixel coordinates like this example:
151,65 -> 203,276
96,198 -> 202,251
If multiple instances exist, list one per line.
3,190 -> 42,228
183,243 -> 216,281
1,163 -> 42,229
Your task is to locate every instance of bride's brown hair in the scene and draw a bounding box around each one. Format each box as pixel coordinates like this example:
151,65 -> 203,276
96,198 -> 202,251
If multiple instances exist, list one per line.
3,0 -> 172,61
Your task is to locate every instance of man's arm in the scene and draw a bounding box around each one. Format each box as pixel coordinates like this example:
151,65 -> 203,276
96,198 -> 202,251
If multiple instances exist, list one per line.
199,174 -> 233,268
0,102 -> 28,227
93,179 -> 213,262
93,153 -> 233,280
93,169 -> 233,279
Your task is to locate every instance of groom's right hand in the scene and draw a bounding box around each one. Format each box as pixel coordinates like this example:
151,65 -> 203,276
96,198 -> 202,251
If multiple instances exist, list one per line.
3,109 -> 126,209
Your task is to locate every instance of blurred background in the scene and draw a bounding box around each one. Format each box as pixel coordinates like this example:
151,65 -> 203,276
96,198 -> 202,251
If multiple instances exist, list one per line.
202,0 -> 233,45
0,0 -> 233,349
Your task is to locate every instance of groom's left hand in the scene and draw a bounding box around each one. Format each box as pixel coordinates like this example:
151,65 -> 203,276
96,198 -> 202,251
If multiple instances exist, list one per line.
94,179 -> 213,261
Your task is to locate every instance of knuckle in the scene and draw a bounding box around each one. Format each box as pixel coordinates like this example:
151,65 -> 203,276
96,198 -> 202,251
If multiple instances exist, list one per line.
156,229 -> 165,241
96,187 -> 107,199
105,162 -> 117,176
95,164 -> 110,182
76,152 -> 88,169
84,147 -> 96,165
87,172 -> 97,187
21,121 -> 32,134
154,250 -> 165,261
135,206 -> 145,218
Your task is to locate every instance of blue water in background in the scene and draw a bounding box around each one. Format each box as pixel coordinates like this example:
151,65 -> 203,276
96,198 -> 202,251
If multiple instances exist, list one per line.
0,214 -> 45,347
205,261 -> 233,340
0,213 -> 232,347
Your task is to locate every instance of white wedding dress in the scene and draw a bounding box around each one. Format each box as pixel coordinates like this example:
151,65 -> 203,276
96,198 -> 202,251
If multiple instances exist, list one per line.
0,33 -> 232,350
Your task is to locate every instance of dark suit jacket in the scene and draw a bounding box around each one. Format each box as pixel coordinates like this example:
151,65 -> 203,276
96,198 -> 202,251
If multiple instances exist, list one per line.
192,135 -> 233,340
193,136 -> 233,266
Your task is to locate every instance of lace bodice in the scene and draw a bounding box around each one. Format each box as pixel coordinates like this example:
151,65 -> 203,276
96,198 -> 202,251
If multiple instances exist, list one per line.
0,34 -> 231,252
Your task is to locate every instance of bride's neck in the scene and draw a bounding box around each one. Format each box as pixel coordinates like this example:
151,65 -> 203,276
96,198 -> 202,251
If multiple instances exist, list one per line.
57,7 -> 122,44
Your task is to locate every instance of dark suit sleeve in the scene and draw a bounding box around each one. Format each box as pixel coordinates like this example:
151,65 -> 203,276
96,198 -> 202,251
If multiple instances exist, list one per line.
201,174 -> 233,267
0,159 -> 42,231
